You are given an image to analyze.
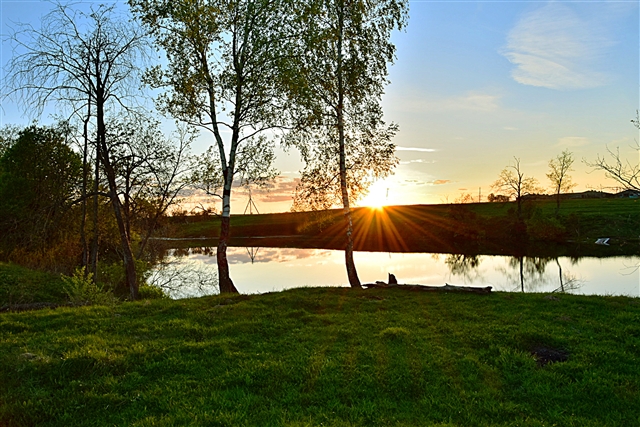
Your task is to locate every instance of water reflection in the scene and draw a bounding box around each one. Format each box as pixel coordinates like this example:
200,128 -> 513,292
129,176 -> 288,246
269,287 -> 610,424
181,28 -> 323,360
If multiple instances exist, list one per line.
150,246 -> 639,298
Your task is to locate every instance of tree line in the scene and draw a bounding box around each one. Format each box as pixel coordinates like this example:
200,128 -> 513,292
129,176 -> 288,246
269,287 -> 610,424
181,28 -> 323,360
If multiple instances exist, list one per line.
1,0 -> 409,298
486,115 -> 639,218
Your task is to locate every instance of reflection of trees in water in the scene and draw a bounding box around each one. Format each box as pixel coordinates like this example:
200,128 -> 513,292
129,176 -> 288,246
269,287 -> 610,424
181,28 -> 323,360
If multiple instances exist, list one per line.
553,259 -> 582,293
147,259 -> 218,299
497,257 -> 583,293
445,254 -> 484,283
163,246 -> 335,265
620,257 -> 640,276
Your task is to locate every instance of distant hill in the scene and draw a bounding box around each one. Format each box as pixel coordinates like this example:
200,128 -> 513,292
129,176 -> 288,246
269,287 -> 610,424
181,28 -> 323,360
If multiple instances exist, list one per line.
523,190 -> 639,200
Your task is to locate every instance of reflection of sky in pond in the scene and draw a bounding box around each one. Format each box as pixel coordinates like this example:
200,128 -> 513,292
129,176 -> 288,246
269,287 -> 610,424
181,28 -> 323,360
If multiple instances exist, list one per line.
154,247 -> 640,299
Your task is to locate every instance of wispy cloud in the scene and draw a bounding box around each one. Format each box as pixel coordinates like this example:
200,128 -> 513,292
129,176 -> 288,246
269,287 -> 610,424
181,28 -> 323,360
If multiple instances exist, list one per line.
502,2 -> 614,90
396,146 -> 437,153
398,92 -> 501,113
424,92 -> 501,113
399,159 -> 436,165
557,136 -> 590,147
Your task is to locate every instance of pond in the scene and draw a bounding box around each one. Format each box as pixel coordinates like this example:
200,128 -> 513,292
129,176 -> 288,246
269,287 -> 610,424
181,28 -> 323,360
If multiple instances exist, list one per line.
148,246 -> 640,299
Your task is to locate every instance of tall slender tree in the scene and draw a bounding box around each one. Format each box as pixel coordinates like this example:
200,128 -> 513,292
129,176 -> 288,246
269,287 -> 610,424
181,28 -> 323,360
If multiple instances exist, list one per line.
4,2 -> 150,299
129,0 -> 294,293
285,0 -> 407,288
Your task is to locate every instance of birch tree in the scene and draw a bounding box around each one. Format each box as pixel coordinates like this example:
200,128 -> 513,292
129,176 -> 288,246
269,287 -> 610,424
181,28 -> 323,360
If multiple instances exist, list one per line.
129,0 -> 293,293
285,0 -> 407,288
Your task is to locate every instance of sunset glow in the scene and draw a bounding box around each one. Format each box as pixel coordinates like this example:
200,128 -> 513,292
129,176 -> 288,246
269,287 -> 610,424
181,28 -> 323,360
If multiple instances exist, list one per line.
1,1 -> 638,213
360,179 -> 390,209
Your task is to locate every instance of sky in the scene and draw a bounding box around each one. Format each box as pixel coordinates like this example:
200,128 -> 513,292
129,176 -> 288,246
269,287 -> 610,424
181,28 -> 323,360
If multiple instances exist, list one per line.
1,0 -> 639,213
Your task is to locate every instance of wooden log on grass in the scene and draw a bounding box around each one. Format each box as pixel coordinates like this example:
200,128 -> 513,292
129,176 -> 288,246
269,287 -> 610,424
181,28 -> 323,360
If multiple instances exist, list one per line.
363,282 -> 492,294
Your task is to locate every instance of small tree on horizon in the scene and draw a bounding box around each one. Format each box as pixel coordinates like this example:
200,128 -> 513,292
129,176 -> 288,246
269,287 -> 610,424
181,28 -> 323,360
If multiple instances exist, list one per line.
547,149 -> 576,212
492,157 -> 540,219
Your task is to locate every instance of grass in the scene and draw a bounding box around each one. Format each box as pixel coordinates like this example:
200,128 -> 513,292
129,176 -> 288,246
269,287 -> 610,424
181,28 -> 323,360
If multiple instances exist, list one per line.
2,287 -> 639,426
0,262 -> 68,305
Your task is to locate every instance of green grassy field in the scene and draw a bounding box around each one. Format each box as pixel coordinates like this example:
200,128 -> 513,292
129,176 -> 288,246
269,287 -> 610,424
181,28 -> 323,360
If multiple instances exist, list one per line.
1,288 -> 639,426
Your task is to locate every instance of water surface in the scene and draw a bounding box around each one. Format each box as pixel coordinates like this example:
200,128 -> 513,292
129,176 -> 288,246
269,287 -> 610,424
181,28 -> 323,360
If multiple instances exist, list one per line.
149,246 -> 640,299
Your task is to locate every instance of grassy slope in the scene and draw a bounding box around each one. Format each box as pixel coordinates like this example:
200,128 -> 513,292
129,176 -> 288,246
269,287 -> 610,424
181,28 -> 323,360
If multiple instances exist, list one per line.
0,262 -> 68,305
1,288 -> 639,426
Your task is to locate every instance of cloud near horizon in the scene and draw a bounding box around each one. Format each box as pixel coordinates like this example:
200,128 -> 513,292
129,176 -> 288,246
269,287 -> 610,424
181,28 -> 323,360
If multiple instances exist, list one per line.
502,2 -> 614,90
557,136 -> 590,147
396,146 -> 437,153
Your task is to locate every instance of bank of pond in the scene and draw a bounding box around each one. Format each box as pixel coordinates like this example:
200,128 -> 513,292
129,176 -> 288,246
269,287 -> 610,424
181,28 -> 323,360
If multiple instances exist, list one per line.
169,199 -> 640,258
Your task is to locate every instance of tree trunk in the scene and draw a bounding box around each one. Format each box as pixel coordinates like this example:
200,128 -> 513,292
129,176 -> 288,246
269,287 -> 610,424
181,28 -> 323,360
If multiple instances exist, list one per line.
556,258 -> 564,292
336,2 -> 361,289
96,88 -> 138,300
80,106 -> 90,273
519,257 -> 524,292
90,130 -> 100,279
217,181 -> 238,294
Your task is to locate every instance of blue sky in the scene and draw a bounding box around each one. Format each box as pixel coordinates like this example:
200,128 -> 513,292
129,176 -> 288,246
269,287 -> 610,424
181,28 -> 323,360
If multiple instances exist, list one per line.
1,0 -> 639,212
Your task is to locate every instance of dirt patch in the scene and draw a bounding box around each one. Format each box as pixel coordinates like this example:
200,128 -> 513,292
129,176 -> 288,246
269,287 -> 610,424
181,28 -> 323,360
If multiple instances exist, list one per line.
530,345 -> 569,367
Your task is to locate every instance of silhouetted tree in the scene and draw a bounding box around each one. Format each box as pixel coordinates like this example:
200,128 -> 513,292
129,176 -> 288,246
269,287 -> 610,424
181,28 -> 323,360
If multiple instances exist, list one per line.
105,117 -> 195,259
285,0 -> 407,288
547,149 -> 576,212
492,157 -> 540,219
130,0 -> 294,293
586,112 -> 639,192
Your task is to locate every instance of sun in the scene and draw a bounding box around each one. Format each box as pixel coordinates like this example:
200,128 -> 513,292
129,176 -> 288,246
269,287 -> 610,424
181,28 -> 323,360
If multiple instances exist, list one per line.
360,181 -> 389,210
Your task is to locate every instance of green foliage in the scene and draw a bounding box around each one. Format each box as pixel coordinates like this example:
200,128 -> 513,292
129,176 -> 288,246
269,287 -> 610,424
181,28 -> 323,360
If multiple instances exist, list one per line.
61,267 -> 114,306
96,260 -> 151,298
138,283 -> 167,300
526,211 -> 568,242
285,0 -> 408,211
0,124 -> 82,252
1,288 -> 639,426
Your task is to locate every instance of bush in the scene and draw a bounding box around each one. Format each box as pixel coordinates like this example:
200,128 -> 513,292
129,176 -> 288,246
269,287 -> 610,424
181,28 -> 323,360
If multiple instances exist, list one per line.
62,267 -> 115,305
526,213 -> 567,242
138,284 -> 167,300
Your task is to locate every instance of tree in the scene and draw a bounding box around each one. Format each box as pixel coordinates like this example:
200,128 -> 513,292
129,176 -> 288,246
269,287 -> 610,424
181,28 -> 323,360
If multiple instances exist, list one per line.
129,0 -> 294,293
586,112 -> 640,192
0,124 -> 82,252
492,157 -> 540,219
4,2 -> 150,299
285,0 -> 407,288
547,149 -> 576,212
190,136 -> 277,209
105,117 -> 195,258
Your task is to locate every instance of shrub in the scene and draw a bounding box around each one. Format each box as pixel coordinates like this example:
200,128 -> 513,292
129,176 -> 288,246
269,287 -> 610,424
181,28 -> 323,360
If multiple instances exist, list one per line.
62,267 -> 115,305
526,213 -> 567,242
138,284 -> 167,300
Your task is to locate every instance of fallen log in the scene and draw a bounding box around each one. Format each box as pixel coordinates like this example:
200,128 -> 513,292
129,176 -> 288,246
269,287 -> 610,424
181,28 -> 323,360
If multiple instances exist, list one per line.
363,282 -> 492,294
